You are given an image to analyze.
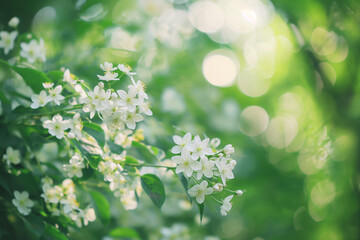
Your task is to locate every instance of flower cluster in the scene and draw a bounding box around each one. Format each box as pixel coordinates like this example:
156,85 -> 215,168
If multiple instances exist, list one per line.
41,178 -> 95,227
171,132 -> 242,216
31,83 -> 65,109
98,151 -> 140,210
81,62 -> 152,131
12,190 -> 34,216
20,38 -> 46,63
42,113 -> 82,139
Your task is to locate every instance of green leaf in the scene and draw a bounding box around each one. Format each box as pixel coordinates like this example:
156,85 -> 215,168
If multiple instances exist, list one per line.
46,70 -> 64,82
0,89 -> 11,116
12,66 -> 52,93
128,141 -> 157,162
90,191 -> 110,225
140,174 -> 165,209
83,122 -> 106,149
108,227 -> 139,239
198,203 -> 204,224
107,141 -> 124,154
22,215 -> 45,238
123,155 -> 139,172
176,172 -> 192,203
69,139 -> 101,168
44,224 -> 68,240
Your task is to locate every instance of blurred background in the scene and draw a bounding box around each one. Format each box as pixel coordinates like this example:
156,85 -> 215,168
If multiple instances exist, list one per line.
1,0 -> 360,239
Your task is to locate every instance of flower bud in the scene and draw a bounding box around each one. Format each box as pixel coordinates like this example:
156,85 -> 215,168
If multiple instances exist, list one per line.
9,17 -> 19,28
224,144 -> 234,155
98,82 -> 104,88
229,160 -> 237,167
236,190 -> 243,196
210,138 -> 221,148
213,183 -> 223,192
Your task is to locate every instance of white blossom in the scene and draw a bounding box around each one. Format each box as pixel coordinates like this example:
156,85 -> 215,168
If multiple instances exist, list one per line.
223,144 -> 234,155
63,69 -> 77,84
20,38 -> 46,63
128,80 -> 148,99
69,113 -> 82,138
236,190 -> 244,196
172,149 -> 201,177
124,111 -> 143,130
63,153 -> 85,178
97,71 -> 119,81
31,90 -> 48,109
213,183 -> 224,192
12,191 -> 34,216
0,31 -> 17,55
120,189 -> 137,210
46,85 -> 65,105
187,180 -> 213,204
215,157 -> 235,185
42,82 -> 54,89
118,64 -> 136,76
43,114 -> 70,139
188,135 -> 213,160
8,17 -> 20,28
220,195 -> 233,216
196,157 -> 214,180
3,146 -> 21,165
171,132 -> 192,154
83,207 -> 96,226
117,88 -> 141,112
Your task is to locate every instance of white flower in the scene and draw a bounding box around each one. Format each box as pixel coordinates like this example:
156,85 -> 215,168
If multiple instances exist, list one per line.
118,64 -> 136,76
46,85 -> 65,105
41,184 -> 63,204
3,146 -> 21,165
128,80 -> 148,99
220,195 -> 233,216
69,113 -> 82,138
88,85 -> 111,111
224,144 -> 234,155
236,190 -> 244,196
42,82 -> 54,89
8,17 -> 20,28
60,195 -> 79,213
196,157 -> 214,180
100,62 -> 117,72
97,71 -> 119,81
0,31 -> 17,55
63,153 -> 85,178
138,99 -> 152,116
103,109 -> 126,131
43,114 -> 70,139
215,157 -> 234,185
213,183 -> 223,192
172,149 -> 201,177
63,69 -> 77,84
124,112 -> 143,130
108,171 -> 126,191
187,180 -> 213,204
161,224 -> 189,240
171,132 -> 192,154
20,38 -> 46,63
188,135 -> 213,160
117,88 -> 141,112
81,96 -> 97,119
12,191 -> 34,216
98,160 -> 117,181
83,207 -> 96,226
120,189 -> 137,210
30,90 -> 48,109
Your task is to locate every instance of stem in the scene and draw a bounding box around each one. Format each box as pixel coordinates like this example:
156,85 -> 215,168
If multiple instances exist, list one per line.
123,163 -> 175,169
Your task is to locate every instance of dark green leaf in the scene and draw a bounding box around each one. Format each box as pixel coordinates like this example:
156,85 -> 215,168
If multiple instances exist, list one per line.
22,215 -> 45,238
176,172 -> 192,203
128,141 -> 157,162
83,122 -> 106,149
90,191 -> 110,225
198,203 -> 204,224
108,227 -> 139,239
0,89 -> 11,116
107,141 -> 124,154
45,224 -> 68,240
140,174 -> 165,209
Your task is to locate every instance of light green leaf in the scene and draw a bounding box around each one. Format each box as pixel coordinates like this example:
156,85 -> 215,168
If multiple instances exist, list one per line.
69,139 -> 101,168
83,122 -> 106,149
44,224 -> 68,240
90,191 -> 111,225
108,227 -> 139,239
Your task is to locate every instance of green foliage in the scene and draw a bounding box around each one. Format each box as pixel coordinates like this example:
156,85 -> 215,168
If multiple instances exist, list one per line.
140,174 -> 166,209
90,191 -> 111,225
83,122 -> 106,149
108,227 -> 140,239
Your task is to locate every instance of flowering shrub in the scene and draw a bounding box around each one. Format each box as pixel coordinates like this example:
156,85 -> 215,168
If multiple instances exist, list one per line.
0,16 -> 243,239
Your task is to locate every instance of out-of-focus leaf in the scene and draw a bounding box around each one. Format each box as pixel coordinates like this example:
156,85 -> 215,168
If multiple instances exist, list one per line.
123,155 -> 139,172
198,203 -> 204,224
108,227 -> 139,239
128,141 -> 157,163
176,172 -> 192,203
90,191 -> 110,225
83,122 -> 105,149
46,71 -> 64,82
22,215 -> 45,238
140,173 -> 165,209
0,89 -> 11,116
44,224 -> 68,240
107,141 -> 124,154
